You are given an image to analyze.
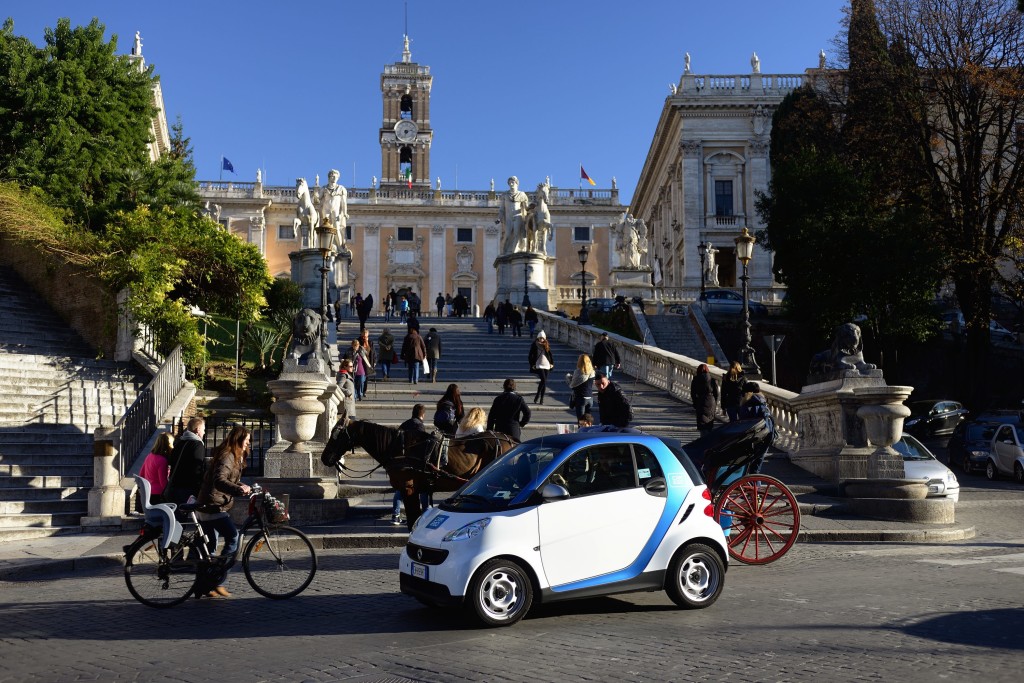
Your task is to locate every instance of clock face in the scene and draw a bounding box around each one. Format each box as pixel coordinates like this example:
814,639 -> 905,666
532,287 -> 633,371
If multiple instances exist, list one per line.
395,120 -> 418,142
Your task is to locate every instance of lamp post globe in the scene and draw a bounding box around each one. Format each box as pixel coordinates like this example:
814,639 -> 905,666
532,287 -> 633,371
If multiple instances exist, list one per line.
578,245 -> 590,325
733,227 -> 760,376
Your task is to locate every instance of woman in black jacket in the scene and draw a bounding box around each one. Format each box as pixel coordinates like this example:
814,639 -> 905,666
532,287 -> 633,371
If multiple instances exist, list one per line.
528,330 -> 555,404
690,363 -> 719,436
720,360 -> 745,422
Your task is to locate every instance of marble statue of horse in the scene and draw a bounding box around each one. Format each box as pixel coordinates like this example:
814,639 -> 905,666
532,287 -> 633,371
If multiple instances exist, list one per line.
524,183 -> 551,254
293,178 -> 319,246
320,418 -> 519,529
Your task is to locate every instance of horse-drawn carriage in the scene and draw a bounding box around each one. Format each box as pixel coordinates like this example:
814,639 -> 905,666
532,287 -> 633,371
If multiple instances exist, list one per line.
682,419 -> 801,565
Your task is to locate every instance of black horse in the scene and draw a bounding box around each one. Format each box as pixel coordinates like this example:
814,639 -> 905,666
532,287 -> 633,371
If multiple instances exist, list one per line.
321,418 -> 518,529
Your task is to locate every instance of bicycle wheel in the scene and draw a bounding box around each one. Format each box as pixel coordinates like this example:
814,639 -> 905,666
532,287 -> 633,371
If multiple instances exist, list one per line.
124,534 -> 199,607
242,525 -> 317,599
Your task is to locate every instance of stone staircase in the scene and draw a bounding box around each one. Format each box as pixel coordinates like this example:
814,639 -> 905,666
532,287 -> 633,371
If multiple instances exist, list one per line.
329,315 -> 703,520
644,313 -> 710,361
0,267 -> 148,540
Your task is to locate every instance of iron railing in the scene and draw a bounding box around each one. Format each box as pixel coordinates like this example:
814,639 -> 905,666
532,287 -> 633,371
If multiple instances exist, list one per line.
202,415 -> 275,477
115,345 -> 185,478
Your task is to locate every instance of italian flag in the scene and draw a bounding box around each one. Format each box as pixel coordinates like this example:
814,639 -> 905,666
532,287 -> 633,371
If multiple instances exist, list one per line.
404,167 -> 413,188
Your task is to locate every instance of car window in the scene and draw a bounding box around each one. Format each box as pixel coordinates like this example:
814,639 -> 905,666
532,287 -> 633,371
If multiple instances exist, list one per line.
1015,426 -> 1024,443
633,444 -> 664,483
448,444 -> 562,511
548,444 -> 635,497
967,424 -> 996,441
996,425 -> 1014,442
894,436 -> 933,461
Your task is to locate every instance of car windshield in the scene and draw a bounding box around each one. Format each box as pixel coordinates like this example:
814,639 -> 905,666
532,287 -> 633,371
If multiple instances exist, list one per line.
893,435 -> 935,461
442,443 -> 563,513
967,424 -> 998,441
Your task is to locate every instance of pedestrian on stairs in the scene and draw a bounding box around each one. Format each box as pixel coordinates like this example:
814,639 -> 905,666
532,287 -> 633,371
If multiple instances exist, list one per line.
528,330 -> 554,404
592,331 -> 621,380
377,328 -> 395,380
720,360 -> 746,422
565,353 -> 596,421
401,327 -> 427,384
337,360 -> 356,419
595,372 -> 633,429
487,378 -> 532,442
425,327 -> 443,382
510,306 -> 524,337
690,363 -> 719,437
484,300 -> 497,334
166,417 -> 207,506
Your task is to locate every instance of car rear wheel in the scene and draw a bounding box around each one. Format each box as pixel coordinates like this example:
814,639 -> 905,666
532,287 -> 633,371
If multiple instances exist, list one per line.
1014,463 -> 1024,485
986,460 -> 998,481
467,558 -> 533,627
961,454 -> 972,473
665,543 -> 725,609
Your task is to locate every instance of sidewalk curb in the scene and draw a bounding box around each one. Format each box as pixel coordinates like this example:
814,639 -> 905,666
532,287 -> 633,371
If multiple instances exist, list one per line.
0,554 -> 124,581
797,525 -> 976,543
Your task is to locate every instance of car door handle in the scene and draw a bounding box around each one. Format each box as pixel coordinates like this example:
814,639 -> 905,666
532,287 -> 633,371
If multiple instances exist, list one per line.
644,478 -> 667,496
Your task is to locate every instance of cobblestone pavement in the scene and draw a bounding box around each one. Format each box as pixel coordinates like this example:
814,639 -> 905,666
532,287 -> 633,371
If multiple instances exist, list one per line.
2,511 -> 1022,683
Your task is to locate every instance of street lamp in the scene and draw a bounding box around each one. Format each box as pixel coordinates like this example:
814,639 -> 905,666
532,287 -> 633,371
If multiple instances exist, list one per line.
697,241 -> 708,299
316,222 -> 337,373
522,264 -> 532,308
734,227 -> 761,376
578,245 -> 590,325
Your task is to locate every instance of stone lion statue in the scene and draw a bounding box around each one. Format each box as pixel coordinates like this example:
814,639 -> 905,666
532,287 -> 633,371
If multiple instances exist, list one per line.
289,308 -> 329,365
809,322 -> 878,376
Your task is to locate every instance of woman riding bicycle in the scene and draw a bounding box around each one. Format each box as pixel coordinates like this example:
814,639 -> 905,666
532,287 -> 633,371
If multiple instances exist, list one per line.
196,425 -> 252,598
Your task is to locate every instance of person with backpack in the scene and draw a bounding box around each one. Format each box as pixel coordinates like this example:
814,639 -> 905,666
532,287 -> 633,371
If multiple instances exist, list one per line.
690,363 -> 720,437
433,383 -> 465,437
595,371 -> 633,428
739,382 -> 776,473
377,328 -> 395,380
487,378 -> 532,442
165,417 -> 207,505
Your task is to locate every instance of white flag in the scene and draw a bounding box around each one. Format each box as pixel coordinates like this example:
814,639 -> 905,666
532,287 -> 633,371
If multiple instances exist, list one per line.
653,257 -> 663,285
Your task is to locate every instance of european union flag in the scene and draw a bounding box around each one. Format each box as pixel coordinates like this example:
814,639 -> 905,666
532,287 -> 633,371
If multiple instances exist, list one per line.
222,157 -> 235,173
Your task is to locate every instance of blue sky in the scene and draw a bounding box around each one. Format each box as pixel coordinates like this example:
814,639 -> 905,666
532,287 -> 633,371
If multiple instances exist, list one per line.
6,1 -> 848,204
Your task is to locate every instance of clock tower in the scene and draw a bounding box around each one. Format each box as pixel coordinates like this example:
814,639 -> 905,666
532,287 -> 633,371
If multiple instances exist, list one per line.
380,35 -> 433,189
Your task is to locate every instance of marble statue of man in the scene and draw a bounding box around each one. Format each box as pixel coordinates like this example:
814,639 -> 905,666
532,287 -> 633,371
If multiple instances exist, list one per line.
497,175 -> 529,254
319,169 -> 348,248
636,219 -> 649,266
684,51 -> 691,74
751,52 -> 761,74
704,242 -> 720,286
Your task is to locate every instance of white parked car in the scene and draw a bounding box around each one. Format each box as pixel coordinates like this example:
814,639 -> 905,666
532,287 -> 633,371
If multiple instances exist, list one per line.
893,433 -> 960,502
399,432 -> 730,627
987,423 -> 1024,483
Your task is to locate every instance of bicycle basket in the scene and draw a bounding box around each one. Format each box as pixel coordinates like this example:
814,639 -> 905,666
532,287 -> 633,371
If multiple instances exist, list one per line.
261,493 -> 289,525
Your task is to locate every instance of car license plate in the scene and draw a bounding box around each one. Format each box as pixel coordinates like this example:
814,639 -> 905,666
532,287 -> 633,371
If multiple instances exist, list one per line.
411,562 -> 428,580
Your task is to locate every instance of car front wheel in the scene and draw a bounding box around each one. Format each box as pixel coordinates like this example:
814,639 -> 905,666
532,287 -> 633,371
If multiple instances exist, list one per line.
986,460 -> 998,481
665,543 -> 725,609
467,558 -> 533,627
961,454 -> 972,473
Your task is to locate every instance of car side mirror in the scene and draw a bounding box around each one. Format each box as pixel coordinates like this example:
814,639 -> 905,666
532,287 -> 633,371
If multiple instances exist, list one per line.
540,483 -> 570,500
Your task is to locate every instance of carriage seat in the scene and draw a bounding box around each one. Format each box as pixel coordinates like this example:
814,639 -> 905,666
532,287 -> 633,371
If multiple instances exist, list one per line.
134,475 -> 185,551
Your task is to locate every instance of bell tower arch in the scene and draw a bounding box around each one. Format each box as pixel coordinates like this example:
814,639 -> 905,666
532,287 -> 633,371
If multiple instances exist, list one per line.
380,35 -> 433,189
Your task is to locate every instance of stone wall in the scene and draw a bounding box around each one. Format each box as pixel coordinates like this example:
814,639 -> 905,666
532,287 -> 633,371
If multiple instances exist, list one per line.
0,235 -> 117,358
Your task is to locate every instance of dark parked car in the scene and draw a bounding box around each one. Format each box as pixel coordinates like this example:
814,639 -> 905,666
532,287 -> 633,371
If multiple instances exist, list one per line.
904,400 -> 968,438
947,420 -> 1000,473
698,289 -> 768,317
584,297 -> 616,313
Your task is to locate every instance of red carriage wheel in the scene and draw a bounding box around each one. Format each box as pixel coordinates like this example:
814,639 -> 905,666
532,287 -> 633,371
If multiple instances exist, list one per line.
713,474 -> 800,565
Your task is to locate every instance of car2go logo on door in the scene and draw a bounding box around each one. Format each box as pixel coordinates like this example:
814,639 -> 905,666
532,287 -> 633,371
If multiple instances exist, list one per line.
398,431 -> 730,627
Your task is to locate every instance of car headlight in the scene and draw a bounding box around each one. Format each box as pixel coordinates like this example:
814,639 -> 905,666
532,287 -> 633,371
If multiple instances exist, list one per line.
442,517 -> 491,542
905,418 -> 919,427
969,450 -> 987,459
947,471 -> 958,484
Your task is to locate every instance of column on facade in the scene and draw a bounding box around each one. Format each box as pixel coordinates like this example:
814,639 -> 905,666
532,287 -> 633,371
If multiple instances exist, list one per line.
364,224 -> 381,300
483,224 -> 499,304
429,225 -> 445,301
680,140 -> 703,289
747,139 -> 772,287
248,214 -> 266,257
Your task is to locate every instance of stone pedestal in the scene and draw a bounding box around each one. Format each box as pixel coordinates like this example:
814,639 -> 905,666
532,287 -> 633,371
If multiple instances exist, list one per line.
82,427 -> 126,527
856,385 -> 913,479
493,252 -> 554,311
289,247 -> 351,310
268,368 -> 329,454
610,267 -> 654,300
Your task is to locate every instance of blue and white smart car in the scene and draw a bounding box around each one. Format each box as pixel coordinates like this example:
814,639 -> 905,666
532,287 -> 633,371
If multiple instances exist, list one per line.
399,431 -> 729,627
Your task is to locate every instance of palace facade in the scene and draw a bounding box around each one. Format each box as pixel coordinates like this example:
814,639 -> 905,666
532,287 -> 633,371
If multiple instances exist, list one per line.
196,37 -> 624,314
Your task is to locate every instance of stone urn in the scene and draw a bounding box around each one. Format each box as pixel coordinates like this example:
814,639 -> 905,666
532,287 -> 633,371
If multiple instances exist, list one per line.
854,385 -> 913,479
268,377 -> 329,452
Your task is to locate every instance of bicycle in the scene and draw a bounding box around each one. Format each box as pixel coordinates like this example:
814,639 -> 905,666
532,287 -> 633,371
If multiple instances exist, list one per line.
124,477 -> 317,607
